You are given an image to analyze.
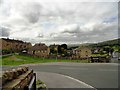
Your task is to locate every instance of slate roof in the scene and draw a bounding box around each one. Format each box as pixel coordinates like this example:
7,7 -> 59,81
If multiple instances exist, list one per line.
29,43 -> 48,51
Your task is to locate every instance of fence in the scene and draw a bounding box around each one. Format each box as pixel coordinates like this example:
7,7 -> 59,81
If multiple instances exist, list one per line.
90,56 -> 110,63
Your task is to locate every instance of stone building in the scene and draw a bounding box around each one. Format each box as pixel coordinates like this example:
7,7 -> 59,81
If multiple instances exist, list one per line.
0,38 -> 32,54
28,43 -> 50,58
72,46 -> 92,59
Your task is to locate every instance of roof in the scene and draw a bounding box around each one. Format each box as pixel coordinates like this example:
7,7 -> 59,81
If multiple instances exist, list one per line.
1,38 -> 31,45
49,44 -> 59,47
1,38 -> 24,43
29,43 -> 48,51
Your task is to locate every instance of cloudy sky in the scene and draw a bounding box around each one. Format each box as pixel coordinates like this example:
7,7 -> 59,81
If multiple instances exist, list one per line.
0,0 -> 119,45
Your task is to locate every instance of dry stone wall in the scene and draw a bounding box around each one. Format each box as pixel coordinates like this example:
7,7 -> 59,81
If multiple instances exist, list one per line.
1,66 -> 35,90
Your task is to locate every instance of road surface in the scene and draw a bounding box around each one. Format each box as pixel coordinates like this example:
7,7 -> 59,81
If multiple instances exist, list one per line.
26,63 -> 118,89
2,62 -> 119,89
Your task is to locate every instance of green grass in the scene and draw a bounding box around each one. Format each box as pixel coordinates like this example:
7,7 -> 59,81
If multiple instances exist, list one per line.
0,58 -> 2,66
2,54 -> 89,66
91,54 -> 108,57
36,80 -> 47,89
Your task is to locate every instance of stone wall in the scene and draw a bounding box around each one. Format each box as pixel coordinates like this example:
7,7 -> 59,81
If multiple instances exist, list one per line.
2,67 -> 36,90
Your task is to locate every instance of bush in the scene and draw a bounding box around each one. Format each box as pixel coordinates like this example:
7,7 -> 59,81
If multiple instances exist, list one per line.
2,49 -> 11,55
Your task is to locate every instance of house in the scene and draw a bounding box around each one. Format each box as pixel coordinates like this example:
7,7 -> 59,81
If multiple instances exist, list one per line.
28,43 -> 50,58
0,38 -> 32,54
72,46 -> 92,59
91,48 -> 101,54
112,51 -> 120,58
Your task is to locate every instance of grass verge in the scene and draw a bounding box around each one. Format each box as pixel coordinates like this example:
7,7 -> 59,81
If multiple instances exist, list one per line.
2,54 -> 89,66
36,80 -> 47,89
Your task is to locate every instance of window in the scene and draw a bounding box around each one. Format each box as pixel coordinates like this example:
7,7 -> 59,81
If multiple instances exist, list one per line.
86,55 -> 88,57
24,46 -> 26,48
20,45 -> 22,48
33,50 -> 35,54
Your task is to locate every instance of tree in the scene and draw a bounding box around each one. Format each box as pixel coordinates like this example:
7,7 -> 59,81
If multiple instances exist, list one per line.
60,44 -> 67,56
58,45 -> 62,54
103,46 -> 114,56
61,44 -> 67,49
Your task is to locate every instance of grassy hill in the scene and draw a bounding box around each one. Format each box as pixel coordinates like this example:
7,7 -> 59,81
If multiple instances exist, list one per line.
67,38 -> 120,52
68,38 -> 119,48
89,38 -> 119,47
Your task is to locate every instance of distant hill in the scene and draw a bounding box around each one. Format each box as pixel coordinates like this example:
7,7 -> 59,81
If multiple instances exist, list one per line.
67,44 -> 80,49
68,38 -> 120,48
89,38 -> 120,47
67,43 -> 95,49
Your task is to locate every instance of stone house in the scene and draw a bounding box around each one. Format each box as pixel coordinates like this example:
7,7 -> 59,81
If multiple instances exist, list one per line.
28,43 -> 50,58
0,38 -> 32,54
72,46 -> 92,59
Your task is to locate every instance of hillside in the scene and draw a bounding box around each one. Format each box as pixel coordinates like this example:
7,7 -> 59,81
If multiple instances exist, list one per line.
68,38 -> 119,49
89,38 -> 120,47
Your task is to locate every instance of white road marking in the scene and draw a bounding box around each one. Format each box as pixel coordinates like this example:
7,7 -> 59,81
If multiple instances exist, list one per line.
61,74 -> 97,89
36,71 -> 97,89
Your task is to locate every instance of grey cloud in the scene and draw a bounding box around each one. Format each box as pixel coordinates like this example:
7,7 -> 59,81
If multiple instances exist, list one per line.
0,0 -> 11,16
50,33 -> 56,37
21,3 -> 42,23
0,26 -> 10,37
76,23 -> 118,42
118,2 -> 120,38
61,25 -> 80,34
37,33 -> 44,38
0,0 -> 3,6
0,1 -> 118,45
49,22 -> 118,44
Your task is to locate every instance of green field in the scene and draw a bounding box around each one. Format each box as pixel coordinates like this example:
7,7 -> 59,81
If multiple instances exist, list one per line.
0,60 -> 1,65
2,54 -> 89,66
91,54 -> 108,57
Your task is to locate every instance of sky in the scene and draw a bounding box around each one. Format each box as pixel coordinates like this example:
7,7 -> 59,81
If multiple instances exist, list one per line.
0,0 -> 119,45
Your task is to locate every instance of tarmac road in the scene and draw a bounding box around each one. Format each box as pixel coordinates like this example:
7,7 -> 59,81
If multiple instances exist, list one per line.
27,62 -> 119,89
2,62 -> 119,89
35,72 -> 95,88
